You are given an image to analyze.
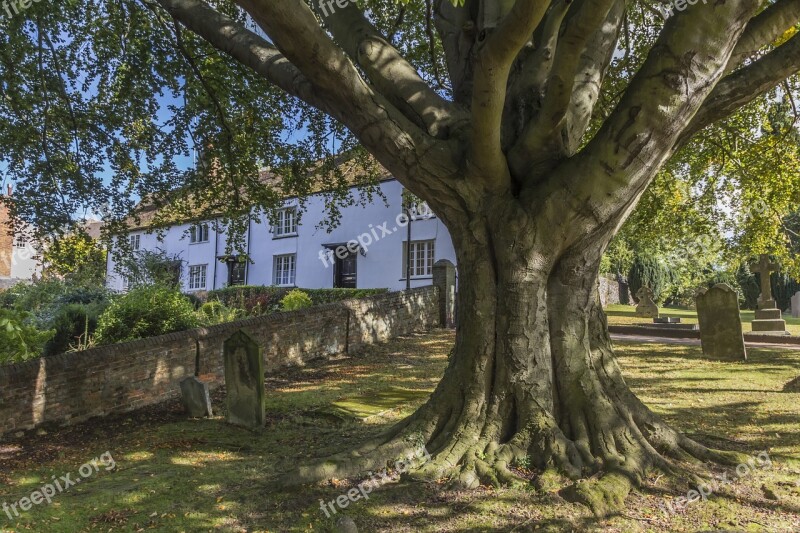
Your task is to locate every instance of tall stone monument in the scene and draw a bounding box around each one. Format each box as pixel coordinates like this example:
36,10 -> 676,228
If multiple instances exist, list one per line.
635,286 -> 659,318
223,330 -> 266,429
749,255 -> 787,333
696,284 -> 747,361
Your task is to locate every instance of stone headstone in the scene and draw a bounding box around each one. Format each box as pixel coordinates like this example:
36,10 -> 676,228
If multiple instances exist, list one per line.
749,255 -> 786,333
223,330 -> 266,429
696,283 -> 746,361
180,376 -> 213,418
635,286 -> 659,318
791,291 -> 800,318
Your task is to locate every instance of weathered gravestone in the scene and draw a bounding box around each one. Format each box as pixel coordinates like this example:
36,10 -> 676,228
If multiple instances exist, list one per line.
635,286 -> 659,318
696,283 -> 747,361
223,330 -> 266,429
180,376 -> 213,418
792,291 -> 800,318
749,254 -> 787,333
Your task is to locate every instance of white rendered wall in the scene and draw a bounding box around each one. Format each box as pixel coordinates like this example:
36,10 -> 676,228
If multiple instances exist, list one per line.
106,179 -> 457,292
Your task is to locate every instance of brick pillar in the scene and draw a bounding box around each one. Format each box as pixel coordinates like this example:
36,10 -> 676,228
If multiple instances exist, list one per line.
432,259 -> 456,328
0,193 -> 12,278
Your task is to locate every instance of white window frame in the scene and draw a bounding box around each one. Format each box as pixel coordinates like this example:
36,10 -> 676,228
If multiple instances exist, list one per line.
129,234 -> 141,251
188,264 -> 208,291
273,207 -> 298,238
190,223 -> 210,244
273,254 -> 296,286
403,240 -> 435,278
122,276 -> 131,293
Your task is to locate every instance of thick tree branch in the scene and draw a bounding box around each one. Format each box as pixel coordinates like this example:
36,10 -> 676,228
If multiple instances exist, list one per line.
313,2 -> 463,138
533,0 -> 761,246
680,32 -> 800,146
152,0 -> 323,111
726,0 -> 800,74
469,0 -> 550,187
507,0 -> 617,178
434,0 -> 478,105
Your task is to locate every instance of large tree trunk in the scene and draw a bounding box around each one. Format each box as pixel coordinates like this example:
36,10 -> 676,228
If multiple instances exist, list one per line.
294,197 -> 736,514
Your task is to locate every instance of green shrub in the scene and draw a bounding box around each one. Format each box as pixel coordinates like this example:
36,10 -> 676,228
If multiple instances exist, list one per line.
280,289 -> 313,311
0,309 -> 54,364
44,301 -> 108,356
197,300 -> 244,326
628,254 -> 673,304
304,288 -> 388,305
205,286 -> 390,315
0,278 -> 68,314
95,285 -> 199,345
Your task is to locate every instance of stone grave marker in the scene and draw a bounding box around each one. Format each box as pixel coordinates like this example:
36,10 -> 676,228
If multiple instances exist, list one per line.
696,283 -> 746,361
223,330 -> 266,429
749,255 -> 787,333
180,376 -> 213,418
792,291 -> 800,318
635,286 -> 659,318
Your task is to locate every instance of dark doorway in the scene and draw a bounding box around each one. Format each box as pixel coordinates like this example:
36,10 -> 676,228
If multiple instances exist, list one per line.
228,260 -> 247,286
334,252 -> 357,288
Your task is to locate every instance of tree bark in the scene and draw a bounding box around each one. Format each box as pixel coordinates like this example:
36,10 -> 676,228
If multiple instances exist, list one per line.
292,198 -> 739,515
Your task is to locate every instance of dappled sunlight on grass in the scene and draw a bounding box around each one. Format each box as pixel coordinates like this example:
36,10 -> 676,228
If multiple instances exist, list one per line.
2,330 -> 800,531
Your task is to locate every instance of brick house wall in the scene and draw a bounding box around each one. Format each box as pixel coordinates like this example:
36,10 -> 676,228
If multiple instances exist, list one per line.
0,187 -> 13,278
0,286 -> 440,437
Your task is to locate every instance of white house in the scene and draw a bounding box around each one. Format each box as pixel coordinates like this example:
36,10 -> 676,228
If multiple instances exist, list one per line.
1,185 -> 42,288
105,178 -> 457,293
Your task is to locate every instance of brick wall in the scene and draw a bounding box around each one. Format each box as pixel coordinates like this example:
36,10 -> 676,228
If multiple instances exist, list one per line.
0,286 -> 440,437
0,196 -> 12,278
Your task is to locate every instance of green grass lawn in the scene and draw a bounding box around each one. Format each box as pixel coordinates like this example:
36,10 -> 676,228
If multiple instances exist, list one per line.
1,330 -> 800,532
606,303 -> 800,335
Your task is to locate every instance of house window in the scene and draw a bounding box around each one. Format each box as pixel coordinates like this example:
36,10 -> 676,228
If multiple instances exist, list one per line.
122,276 -> 131,292
190,223 -> 210,244
188,264 -> 207,291
403,240 -> 435,278
13,234 -> 27,248
129,234 -> 140,250
273,207 -> 298,237
273,254 -> 296,286
228,261 -> 247,286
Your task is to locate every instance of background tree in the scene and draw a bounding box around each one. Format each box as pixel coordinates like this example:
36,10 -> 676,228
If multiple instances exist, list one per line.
2,0 -> 800,513
42,231 -> 107,286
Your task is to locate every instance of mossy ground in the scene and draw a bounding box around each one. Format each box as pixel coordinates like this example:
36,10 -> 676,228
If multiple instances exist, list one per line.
1,330 -> 799,532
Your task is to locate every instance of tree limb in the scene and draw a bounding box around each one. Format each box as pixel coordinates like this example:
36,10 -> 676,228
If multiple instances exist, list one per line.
681,31 -> 800,146
536,0 -> 762,242
507,0 -> 618,178
469,0 -> 551,187
726,0 -> 800,74
312,2 -> 462,138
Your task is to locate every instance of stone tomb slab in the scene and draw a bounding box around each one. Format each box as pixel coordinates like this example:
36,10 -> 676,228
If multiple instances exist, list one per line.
696,283 -> 747,361
180,376 -> 213,418
223,330 -> 266,429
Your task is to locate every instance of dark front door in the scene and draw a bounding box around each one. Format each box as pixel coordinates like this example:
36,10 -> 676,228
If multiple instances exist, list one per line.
334,253 -> 357,288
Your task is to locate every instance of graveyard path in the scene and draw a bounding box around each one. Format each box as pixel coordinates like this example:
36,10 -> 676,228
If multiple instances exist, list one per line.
611,334 -> 800,350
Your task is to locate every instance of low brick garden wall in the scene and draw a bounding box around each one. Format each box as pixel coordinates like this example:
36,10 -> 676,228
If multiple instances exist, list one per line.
0,286 -> 440,437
